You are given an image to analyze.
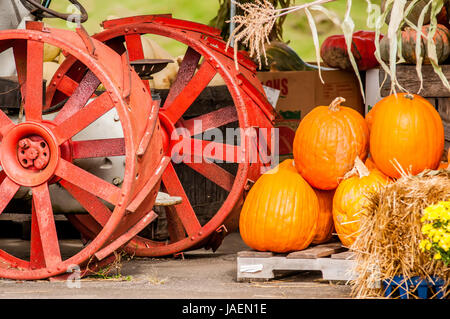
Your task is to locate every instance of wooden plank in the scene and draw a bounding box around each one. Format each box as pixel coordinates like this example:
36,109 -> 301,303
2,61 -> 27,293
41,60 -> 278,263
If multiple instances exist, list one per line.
379,64 -> 450,98
286,242 -> 345,259
319,259 -> 357,281
237,250 -> 274,258
331,251 -> 355,260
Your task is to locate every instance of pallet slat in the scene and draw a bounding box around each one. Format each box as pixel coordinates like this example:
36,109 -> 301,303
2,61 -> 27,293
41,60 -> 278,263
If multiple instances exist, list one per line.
237,243 -> 357,282
286,242 -> 344,259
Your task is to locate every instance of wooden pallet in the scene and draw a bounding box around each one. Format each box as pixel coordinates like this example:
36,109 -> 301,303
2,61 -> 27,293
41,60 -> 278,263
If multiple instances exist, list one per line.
237,242 -> 357,282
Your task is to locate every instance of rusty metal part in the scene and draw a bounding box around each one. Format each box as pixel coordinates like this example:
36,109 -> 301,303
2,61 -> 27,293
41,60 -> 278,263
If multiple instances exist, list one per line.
45,15 -> 275,257
21,0 -> 88,23
17,135 -> 50,170
0,21 -> 163,280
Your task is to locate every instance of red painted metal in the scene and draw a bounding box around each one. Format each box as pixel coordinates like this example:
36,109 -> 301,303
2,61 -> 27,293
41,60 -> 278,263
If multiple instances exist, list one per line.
45,15 -> 275,257
0,22 -> 164,280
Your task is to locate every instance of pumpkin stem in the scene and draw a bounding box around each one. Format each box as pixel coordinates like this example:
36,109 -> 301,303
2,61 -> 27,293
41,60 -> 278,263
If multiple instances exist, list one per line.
343,156 -> 371,179
354,156 -> 371,178
329,97 -> 346,112
404,93 -> 414,100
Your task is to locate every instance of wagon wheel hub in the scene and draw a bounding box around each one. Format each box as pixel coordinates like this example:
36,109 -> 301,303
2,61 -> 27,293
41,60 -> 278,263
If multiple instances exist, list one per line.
17,136 -> 50,170
0,122 -> 61,187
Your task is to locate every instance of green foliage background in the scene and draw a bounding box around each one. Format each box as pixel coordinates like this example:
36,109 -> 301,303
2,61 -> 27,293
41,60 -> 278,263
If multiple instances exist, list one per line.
45,0 -> 382,61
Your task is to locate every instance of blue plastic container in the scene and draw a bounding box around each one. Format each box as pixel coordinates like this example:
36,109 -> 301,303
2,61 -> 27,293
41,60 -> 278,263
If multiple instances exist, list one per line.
383,276 -> 446,299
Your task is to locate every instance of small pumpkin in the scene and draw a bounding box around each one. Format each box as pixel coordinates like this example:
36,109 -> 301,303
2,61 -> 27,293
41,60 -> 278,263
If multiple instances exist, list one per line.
293,97 -> 369,190
320,31 -> 382,71
370,93 -> 444,178
365,105 -> 377,133
239,164 -> 319,253
380,24 -> 450,65
312,188 -> 335,244
382,0 -> 433,28
277,158 -> 297,172
332,157 -> 389,247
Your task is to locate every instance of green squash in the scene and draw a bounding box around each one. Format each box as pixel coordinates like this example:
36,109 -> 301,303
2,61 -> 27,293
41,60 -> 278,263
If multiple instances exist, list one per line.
258,41 -> 323,72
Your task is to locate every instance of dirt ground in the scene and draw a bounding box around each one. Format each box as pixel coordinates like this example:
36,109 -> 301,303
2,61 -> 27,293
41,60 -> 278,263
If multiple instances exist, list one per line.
0,233 -> 352,299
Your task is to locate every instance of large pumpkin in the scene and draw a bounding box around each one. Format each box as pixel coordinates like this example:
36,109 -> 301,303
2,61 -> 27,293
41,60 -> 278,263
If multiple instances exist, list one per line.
239,163 -> 319,253
293,97 -> 369,190
332,157 -> 389,247
312,188 -> 335,244
380,24 -> 450,65
370,93 -> 444,178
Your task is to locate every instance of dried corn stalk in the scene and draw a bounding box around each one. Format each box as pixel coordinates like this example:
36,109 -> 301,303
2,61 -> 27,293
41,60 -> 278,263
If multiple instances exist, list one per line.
227,0 -> 365,102
210,0 -> 294,43
228,0 -> 450,102
368,0 -> 450,95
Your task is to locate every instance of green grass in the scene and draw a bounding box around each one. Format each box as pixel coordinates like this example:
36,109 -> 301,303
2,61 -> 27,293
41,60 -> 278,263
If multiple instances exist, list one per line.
44,0 -> 382,60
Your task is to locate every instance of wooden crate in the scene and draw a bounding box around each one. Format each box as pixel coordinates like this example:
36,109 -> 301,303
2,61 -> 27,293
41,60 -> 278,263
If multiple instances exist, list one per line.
237,242 -> 357,282
379,64 -> 450,149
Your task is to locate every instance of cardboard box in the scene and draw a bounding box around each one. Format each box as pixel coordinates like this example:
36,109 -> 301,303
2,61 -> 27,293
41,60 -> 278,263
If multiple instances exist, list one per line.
257,69 -> 364,157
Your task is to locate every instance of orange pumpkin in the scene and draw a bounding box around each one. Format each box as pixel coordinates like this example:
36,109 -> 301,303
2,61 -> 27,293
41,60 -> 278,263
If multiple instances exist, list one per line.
365,106 -> 377,133
380,24 -> 450,64
312,188 -> 335,244
293,97 -> 369,190
370,93 -> 444,178
365,156 -> 391,179
332,157 -> 388,247
364,156 -> 377,170
277,158 -> 297,172
239,164 -> 319,253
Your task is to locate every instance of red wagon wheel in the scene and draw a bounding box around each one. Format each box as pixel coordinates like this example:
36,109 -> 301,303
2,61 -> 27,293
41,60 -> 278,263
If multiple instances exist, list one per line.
0,22 -> 164,280
45,15 -> 275,257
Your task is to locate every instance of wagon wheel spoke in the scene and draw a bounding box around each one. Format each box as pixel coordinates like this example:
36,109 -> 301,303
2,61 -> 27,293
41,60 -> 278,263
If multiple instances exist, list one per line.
105,37 -> 127,55
161,162 -> 201,237
185,161 -> 234,192
183,105 -> 239,136
53,74 -> 79,98
13,40 -> 44,122
164,47 -> 201,108
0,177 -> 20,215
13,41 -> 27,102
177,137 -> 245,164
71,138 -> 126,159
0,110 -> 15,140
53,71 -> 101,125
60,180 -> 111,226
53,92 -> 114,145
55,158 -> 121,205
31,183 -> 62,268
30,201 -> 45,269
162,60 -> 217,124
124,34 -> 145,61
124,34 -> 151,91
